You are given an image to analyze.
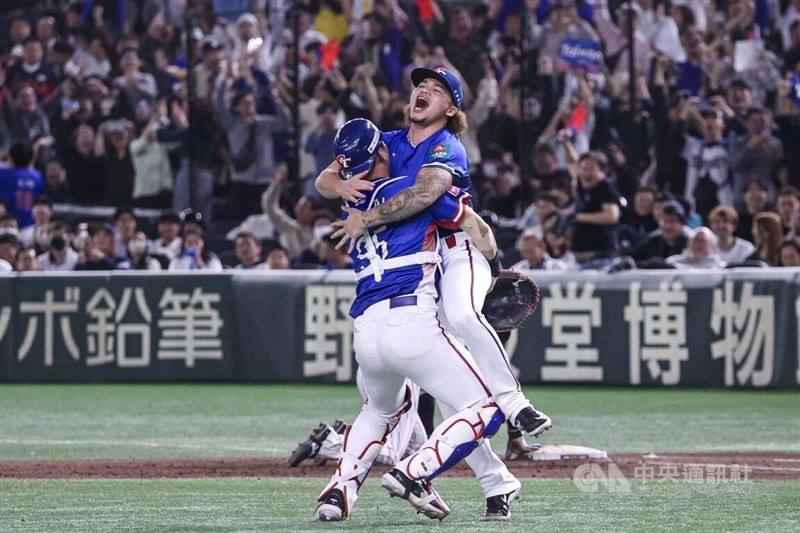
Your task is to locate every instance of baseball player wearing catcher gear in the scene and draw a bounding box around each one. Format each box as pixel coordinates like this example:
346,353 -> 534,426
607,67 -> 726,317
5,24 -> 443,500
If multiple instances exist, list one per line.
314,118 -> 507,523
317,68 -> 551,520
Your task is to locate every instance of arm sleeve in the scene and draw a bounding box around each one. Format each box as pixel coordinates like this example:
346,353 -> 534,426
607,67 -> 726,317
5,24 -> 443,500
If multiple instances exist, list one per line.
430,186 -> 472,230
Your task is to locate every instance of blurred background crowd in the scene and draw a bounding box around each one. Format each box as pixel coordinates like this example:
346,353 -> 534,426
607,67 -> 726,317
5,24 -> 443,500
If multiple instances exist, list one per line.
2,0 -> 800,273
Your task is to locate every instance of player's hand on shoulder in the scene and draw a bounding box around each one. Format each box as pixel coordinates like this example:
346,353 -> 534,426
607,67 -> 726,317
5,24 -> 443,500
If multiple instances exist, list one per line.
336,176 -> 374,203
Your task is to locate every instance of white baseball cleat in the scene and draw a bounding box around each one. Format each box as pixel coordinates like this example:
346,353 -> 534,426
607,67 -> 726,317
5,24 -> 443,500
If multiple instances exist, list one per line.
381,468 -> 450,521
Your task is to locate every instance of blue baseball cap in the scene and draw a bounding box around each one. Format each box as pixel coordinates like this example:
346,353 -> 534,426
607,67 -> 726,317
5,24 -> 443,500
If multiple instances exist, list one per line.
332,118 -> 383,180
411,66 -> 464,109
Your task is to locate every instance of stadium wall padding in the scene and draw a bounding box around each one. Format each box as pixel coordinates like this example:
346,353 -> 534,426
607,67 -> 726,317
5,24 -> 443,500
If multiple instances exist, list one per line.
0,270 -> 799,388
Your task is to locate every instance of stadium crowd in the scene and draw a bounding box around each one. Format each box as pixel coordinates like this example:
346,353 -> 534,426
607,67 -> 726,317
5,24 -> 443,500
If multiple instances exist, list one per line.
2,0 -> 800,273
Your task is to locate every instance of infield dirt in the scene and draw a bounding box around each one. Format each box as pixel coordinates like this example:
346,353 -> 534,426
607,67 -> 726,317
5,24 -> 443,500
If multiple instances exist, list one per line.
2,453 -> 799,480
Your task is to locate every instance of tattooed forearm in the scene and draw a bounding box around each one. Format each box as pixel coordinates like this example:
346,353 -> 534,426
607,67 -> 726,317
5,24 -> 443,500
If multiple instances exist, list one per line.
362,167 -> 452,226
459,207 -> 498,260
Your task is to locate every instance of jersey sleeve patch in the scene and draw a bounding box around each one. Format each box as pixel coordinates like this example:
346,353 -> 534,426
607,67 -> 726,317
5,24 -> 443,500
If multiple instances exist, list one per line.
428,143 -> 451,161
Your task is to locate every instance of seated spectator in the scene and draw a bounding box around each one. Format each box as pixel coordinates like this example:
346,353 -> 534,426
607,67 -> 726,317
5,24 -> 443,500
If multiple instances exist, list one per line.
113,206 -> 138,258
748,212 -> 784,266
0,215 -> 19,236
43,160 -> 69,203
779,241 -> 800,267
262,168 -> 318,259
666,227 -> 726,270
15,246 -> 38,272
168,228 -> 223,271
234,231 -> 268,269
149,212 -> 183,262
18,195 -> 52,251
127,231 -> 161,270
0,233 -> 19,271
632,200 -> 691,263
619,187 -> 658,252
736,179 -> 769,242
77,224 -> 131,270
319,231 -> 352,270
542,215 -> 576,267
265,244 -> 291,270
511,230 -> 567,271
709,206 -> 755,265
517,192 -> 560,233
0,141 -> 45,228
37,221 -> 78,271
775,187 -> 800,240
571,152 -> 622,268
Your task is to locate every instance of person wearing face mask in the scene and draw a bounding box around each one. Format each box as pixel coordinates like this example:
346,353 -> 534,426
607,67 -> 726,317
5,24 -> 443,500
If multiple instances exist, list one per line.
0,214 -> 20,237
127,231 -> 161,270
18,195 -> 52,251
37,220 -> 79,271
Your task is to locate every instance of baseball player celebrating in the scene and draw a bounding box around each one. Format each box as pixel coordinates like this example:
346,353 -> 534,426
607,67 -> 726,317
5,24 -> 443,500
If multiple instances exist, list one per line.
314,118 -> 507,523
316,67 -> 551,519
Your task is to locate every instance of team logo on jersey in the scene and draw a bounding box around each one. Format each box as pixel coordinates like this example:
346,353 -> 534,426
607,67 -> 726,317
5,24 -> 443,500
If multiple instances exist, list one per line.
429,144 -> 449,160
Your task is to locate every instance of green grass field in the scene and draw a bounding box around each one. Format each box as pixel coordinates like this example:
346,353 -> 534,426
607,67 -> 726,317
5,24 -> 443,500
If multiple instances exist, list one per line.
1,384 -> 799,532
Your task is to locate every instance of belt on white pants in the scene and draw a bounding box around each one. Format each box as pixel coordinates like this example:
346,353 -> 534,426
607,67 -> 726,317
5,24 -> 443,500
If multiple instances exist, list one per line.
360,293 -> 435,318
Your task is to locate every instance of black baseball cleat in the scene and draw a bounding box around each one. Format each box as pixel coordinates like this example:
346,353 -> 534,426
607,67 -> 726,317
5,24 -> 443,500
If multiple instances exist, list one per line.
314,488 -> 346,522
381,468 -> 450,520
483,487 -> 521,521
288,422 -> 331,467
514,406 -> 552,437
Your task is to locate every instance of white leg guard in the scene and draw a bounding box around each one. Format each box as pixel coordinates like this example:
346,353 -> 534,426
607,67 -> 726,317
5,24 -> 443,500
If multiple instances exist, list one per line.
317,388 -> 413,518
395,401 -> 503,482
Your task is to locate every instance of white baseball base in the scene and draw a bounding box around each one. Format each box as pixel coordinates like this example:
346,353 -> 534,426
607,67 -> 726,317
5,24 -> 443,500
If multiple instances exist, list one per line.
526,444 -> 608,462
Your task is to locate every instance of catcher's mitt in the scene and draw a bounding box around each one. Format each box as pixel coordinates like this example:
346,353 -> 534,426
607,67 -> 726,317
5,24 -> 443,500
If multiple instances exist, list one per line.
482,270 -> 541,333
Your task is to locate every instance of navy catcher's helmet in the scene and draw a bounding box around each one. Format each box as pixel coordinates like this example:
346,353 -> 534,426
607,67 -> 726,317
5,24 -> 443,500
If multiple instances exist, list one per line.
332,118 -> 383,180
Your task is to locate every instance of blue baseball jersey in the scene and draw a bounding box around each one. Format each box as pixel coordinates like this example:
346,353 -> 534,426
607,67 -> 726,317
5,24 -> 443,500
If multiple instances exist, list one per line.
381,127 -> 471,194
0,166 -> 45,228
347,176 -> 471,318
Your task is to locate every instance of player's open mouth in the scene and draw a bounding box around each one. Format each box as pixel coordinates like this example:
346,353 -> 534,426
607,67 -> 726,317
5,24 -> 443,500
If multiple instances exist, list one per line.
412,96 -> 429,112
